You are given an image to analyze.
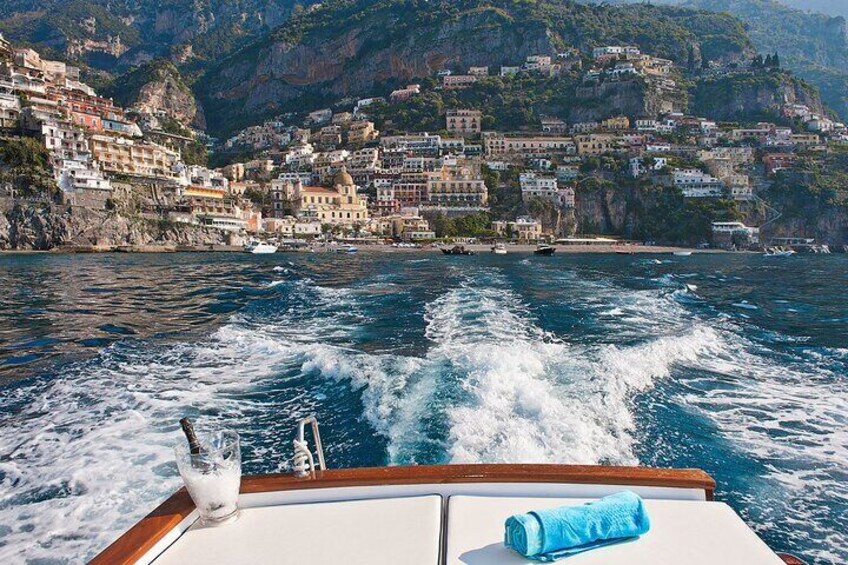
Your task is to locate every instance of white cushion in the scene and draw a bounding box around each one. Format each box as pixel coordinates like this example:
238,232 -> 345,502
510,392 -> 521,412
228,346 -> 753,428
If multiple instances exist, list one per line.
154,495 -> 442,565
446,495 -> 783,565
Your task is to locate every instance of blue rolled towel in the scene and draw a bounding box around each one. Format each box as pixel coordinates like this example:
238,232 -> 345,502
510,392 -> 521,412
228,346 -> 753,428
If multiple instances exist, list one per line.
504,491 -> 650,561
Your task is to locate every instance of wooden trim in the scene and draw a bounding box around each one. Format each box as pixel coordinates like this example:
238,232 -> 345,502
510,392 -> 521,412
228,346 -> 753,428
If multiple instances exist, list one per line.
89,463 -> 714,565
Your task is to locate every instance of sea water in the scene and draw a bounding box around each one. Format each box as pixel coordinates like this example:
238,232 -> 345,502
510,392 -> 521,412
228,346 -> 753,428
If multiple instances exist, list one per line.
0,252 -> 845,564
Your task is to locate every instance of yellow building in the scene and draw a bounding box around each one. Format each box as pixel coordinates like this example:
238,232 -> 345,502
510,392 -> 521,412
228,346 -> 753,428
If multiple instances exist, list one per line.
295,167 -> 369,226
601,116 -> 630,130
482,133 -> 575,156
574,134 -> 621,155
347,120 -> 379,144
89,134 -> 180,180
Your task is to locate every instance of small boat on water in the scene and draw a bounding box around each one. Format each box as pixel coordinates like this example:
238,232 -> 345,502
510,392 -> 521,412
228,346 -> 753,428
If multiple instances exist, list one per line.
335,245 -> 358,254
93,417 -> 805,565
442,245 -> 475,256
491,243 -> 508,255
534,244 -> 556,256
673,251 -> 693,257
763,250 -> 795,258
615,249 -> 634,255
243,239 -> 278,254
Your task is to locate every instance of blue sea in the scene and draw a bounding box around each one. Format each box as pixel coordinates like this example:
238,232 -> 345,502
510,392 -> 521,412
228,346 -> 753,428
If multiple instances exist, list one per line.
0,251 -> 846,564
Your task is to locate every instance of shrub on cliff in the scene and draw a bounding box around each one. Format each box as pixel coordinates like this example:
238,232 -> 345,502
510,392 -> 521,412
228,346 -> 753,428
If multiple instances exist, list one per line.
0,137 -> 59,200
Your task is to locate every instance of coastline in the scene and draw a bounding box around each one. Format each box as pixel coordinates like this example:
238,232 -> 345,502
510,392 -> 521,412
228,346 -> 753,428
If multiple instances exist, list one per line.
0,243 -> 731,255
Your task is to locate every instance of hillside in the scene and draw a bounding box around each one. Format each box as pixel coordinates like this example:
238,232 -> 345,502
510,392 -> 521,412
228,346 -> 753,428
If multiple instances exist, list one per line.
102,59 -> 205,129
690,69 -> 824,121
779,1 -> 848,19
0,0 -> 316,71
599,0 -> 848,119
198,0 -> 753,135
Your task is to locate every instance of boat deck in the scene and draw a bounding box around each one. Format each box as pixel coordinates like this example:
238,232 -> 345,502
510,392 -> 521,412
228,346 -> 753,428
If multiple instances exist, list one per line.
91,464 -> 793,565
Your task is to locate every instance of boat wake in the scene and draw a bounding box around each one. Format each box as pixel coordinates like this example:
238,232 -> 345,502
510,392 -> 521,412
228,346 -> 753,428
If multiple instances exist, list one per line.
0,262 -> 845,564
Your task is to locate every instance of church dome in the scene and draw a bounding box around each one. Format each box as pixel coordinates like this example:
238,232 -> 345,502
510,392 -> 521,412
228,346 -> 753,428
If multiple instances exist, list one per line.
334,166 -> 354,186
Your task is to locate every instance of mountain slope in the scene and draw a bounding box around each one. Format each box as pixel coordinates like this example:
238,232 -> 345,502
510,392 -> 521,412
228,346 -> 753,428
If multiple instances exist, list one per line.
0,0 -> 317,71
599,0 -> 848,119
199,0 -> 753,135
779,1 -> 848,19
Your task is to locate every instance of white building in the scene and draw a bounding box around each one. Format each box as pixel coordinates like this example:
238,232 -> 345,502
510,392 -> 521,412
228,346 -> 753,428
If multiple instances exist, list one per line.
519,172 -> 574,207
630,156 -> 667,178
712,221 -> 759,243
673,169 -> 724,197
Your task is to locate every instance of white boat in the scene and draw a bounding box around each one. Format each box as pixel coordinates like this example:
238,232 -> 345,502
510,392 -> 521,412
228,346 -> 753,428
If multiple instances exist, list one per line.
673,251 -> 693,257
763,250 -> 795,258
243,240 -> 278,254
491,243 -> 507,255
93,417 -> 802,565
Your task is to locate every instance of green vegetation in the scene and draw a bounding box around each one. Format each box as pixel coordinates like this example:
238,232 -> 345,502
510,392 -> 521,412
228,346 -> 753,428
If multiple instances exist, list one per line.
690,69 -> 822,121
612,0 -> 848,119
201,0 -> 751,135
0,136 -> 60,199
368,74 -> 585,133
156,116 -> 209,167
103,59 -> 192,108
482,165 -> 525,221
764,146 -> 848,224
429,212 -> 495,238
636,185 -> 741,244
0,0 -> 140,56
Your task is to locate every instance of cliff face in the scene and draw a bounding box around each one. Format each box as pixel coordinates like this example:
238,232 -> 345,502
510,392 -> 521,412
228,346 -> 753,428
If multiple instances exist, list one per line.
135,73 -> 206,129
571,78 -> 684,123
0,0 -> 309,68
690,71 -> 825,121
210,9 -> 555,117
200,0 -> 753,135
573,180 -> 743,245
0,201 -> 236,250
106,61 -> 205,129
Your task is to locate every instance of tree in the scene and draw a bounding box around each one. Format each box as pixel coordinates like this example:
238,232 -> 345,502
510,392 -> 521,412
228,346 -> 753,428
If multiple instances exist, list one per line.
687,48 -> 696,73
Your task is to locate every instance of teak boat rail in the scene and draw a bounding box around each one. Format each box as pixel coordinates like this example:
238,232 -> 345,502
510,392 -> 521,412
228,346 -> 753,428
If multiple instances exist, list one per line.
90,463 -> 715,565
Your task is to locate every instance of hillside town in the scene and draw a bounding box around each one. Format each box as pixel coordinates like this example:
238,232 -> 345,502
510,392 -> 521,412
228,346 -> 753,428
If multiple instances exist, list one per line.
1,32 -> 845,251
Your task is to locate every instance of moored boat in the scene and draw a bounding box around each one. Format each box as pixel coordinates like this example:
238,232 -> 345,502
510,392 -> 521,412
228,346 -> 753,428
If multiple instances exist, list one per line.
673,251 -> 693,257
92,418 -> 804,565
491,243 -> 508,255
534,244 -> 556,256
763,249 -> 795,258
442,245 -> 475,256
243,240 -> 278,254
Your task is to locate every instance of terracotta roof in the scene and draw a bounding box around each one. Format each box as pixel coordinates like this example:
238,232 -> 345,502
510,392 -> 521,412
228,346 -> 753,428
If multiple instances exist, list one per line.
301,186 -> 338,195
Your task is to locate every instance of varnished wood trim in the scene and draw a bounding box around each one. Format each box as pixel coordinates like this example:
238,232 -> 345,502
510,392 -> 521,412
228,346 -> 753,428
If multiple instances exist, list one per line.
89,464 -> 714,565
777,554 -> 806,565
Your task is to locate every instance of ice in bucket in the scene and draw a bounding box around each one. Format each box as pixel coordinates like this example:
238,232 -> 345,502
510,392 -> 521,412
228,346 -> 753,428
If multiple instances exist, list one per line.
175,423 -> 241,525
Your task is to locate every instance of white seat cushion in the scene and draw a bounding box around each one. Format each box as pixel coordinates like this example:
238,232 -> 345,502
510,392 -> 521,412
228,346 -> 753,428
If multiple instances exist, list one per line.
153,495 -> 442,565
446,495 -> 783,565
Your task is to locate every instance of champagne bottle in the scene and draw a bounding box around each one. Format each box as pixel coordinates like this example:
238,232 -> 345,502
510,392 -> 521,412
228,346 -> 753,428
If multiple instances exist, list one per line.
180,417 -> 202,454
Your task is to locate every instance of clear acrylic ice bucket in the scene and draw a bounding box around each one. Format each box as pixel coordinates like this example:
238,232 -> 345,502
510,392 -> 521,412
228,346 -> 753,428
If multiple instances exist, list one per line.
174,430 -> 241,525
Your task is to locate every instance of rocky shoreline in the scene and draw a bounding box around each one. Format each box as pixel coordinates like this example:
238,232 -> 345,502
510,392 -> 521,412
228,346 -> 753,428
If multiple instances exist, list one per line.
0,200 -> 243,252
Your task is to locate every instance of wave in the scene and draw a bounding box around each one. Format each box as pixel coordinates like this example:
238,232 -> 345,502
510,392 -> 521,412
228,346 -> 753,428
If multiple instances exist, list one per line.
2,260 -> 846,564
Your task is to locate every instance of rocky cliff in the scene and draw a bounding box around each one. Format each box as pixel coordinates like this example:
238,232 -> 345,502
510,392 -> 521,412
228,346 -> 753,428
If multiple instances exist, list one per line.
690,70 -> 825,121
0,200 -> 237,250
0,0 -> 310,69
107,60 -> 206,129
573,179 -> 742,245
199,0 -> 753,135
572,78 -> 685,123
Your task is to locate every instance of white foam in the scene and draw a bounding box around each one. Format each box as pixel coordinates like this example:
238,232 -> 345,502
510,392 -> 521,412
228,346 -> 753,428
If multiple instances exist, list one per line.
2,264 -> 845,564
